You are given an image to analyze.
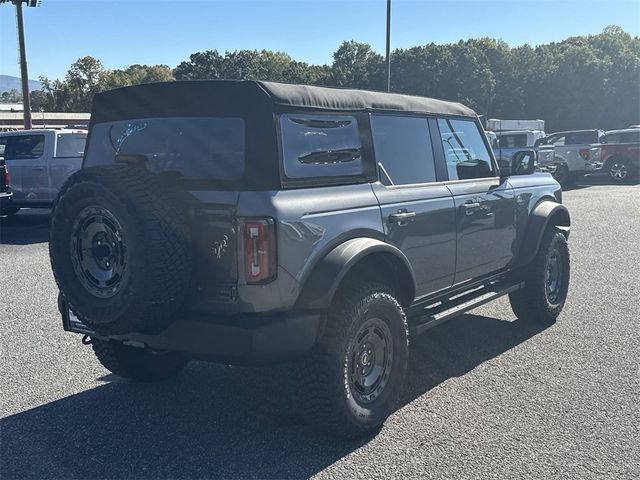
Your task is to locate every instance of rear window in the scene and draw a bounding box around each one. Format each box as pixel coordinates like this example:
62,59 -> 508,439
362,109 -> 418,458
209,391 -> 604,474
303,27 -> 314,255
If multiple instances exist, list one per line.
56,133 -> 87,157
497,133 -> 528,148
85,117 -> 245,181
280,113 -> 363,179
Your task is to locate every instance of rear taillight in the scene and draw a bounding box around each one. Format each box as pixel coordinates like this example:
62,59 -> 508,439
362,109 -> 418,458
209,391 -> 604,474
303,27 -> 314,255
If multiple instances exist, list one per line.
579,148 -> 590,160
243,218 -> 276,284
1,165 -> 9,188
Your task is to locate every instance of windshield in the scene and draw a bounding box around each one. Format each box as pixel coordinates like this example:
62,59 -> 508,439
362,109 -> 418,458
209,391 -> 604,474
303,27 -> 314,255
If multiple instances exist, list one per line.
85,117 -> 246,181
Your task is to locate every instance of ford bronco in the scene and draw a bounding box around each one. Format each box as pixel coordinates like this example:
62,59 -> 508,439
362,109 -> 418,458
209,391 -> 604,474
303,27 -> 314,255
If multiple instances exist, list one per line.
49,81 -> 571,437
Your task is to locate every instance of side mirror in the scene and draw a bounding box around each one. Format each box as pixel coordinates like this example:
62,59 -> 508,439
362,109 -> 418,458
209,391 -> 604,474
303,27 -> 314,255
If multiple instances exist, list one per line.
512,150 -> 537,175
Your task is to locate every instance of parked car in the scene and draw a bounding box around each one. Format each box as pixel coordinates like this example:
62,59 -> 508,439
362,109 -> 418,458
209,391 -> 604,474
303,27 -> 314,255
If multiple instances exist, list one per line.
0,159 -> 12,213
0,128 -> 87,215
535,129 -> 604,186
594,128 -> 640,182
494,130 -> 554,167
50,81 -> 571,438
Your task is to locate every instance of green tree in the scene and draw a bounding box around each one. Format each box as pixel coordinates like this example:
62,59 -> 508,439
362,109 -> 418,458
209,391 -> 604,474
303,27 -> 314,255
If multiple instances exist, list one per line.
0,89 -> 22,103
326,41 -> 385,90
173,49 -> 325,84
105,64 -> 174,89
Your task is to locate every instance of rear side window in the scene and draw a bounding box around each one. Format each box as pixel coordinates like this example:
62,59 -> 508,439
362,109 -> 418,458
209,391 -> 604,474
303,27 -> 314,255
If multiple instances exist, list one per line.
56,133 -> 87,157
565,131 -> 596,145
85,117 -> 245,180
544,134 -> 565,146
0,135 -> 45,160
438,119 -> 495,180
279,114 -> 363,179
603,131 -> 640,144
370,114 -> 436,185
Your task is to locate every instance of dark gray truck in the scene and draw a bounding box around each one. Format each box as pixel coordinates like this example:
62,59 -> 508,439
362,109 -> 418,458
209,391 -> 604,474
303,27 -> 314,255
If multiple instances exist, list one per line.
49,81 -> 571,438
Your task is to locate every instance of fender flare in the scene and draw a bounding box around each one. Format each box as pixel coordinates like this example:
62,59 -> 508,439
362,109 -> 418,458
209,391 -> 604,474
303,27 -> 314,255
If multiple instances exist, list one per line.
296,237 -> 416,309
514,201 -> 570,268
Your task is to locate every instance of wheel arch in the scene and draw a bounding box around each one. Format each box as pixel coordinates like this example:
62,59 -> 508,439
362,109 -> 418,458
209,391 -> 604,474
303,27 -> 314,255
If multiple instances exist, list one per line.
295,237 -> 417,309
514,201 -> 570,268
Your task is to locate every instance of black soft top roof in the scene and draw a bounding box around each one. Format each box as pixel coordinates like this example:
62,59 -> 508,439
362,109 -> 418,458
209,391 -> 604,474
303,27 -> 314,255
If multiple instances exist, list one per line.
90,80 -> 476,123
259,81 -> 475,116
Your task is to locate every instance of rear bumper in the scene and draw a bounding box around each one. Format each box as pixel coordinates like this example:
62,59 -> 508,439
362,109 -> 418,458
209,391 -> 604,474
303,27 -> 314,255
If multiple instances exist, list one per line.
58,295 -> 322,366
0,191 -> 12,207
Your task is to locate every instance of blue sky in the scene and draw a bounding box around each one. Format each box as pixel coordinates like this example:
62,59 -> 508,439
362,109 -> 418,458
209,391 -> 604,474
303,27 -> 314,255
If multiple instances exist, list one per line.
1,0 -> 639,80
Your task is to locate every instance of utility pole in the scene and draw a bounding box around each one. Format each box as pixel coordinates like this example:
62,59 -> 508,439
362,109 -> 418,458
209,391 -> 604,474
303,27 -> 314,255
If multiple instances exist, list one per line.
385,0 -> 391,92
1,0 -> 40,129
15,0 -> 32,129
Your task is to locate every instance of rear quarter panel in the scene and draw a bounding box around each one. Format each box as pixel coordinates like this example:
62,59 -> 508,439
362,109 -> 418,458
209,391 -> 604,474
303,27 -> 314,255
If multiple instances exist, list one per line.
236,183 -> 383,312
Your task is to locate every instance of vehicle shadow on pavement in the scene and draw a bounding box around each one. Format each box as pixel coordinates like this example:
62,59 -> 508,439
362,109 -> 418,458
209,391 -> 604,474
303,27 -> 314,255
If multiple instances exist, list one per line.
0,210 -> 51,245
0,314 -> 546,479
563,174 -> 639,191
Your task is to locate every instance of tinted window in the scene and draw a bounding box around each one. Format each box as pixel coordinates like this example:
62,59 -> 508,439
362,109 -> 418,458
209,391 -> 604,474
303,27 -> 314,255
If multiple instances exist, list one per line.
565,131 -> 597,145
1,135 -> 45,160
438,119 -> 494,180
56,133 -> 87,157
497,133 -> 529,148
370,115 -> 436,185
603,131 -> 640,144
280,114 -> 363,179
85,117 -> 245,180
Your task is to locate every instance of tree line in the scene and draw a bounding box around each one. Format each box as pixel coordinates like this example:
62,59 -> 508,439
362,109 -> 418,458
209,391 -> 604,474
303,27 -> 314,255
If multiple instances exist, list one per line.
8,25 -> 639,132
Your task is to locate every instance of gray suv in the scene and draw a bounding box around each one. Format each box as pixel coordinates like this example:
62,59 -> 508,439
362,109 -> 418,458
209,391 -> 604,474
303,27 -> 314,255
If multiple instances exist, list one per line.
50,80 -> 571,437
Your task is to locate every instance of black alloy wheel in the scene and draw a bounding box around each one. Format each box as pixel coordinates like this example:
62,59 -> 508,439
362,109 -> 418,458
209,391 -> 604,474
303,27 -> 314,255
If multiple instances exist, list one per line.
71,206 -> 128,299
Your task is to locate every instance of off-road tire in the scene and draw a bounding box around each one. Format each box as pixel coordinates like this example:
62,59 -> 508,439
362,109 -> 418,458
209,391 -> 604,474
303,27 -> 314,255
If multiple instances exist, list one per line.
299,282 -> 409,438
49,165 -> 192,335
92,338 -> 190,382
0,206 -> 20,216
509,227 -> 570,325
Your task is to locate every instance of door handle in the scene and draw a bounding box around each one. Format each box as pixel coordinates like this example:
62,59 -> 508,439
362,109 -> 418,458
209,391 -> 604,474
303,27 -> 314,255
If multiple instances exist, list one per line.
389,210 -> 416,225
462,202 -> 481,215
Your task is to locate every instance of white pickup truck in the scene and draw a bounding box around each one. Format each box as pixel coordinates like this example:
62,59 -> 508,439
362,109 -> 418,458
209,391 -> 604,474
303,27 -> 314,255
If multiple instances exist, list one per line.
492,130 -> 555,168
535,129 -> 604,186
0,129 -> 86,215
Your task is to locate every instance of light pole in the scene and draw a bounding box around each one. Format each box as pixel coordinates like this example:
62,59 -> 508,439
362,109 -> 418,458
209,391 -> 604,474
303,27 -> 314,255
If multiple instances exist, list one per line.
385,0 -> 391,92
1,0 -> 40,130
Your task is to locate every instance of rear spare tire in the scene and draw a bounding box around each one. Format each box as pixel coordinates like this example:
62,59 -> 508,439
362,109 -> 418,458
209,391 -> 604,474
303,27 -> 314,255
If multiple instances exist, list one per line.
50,165 -> 192,335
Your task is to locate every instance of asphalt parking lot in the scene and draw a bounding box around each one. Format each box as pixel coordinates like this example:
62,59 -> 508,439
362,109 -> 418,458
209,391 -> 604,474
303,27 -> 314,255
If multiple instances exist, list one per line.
1,178 -> 638,480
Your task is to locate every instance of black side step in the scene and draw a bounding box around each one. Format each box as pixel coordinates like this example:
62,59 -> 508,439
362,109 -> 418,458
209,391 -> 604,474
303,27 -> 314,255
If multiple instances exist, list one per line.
409,281 -> 524,337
